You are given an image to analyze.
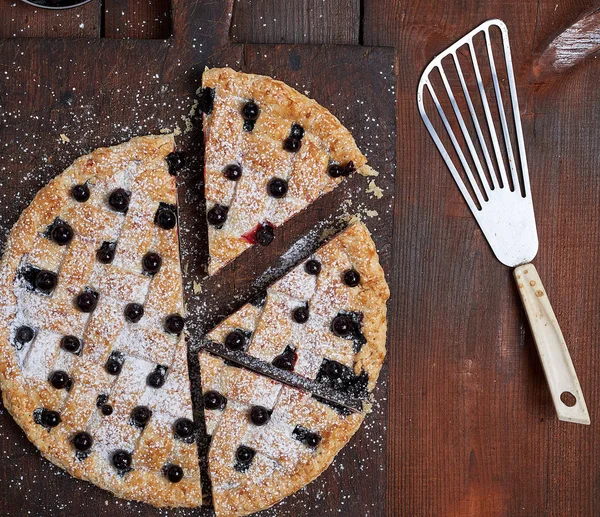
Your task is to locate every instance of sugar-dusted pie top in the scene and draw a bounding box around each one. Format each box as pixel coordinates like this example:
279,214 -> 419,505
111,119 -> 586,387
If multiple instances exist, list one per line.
201,67 -> 368,274
199,222 -> 389,516
0,135 -> 202,508
204,222 -> 389,392
199,350 -> 364,517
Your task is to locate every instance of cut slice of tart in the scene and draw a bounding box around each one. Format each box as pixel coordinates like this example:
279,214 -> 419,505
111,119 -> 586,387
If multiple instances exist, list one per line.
0,135 -> 202,507
199,350 -> 365,517
200,67 -> 368,274
201,222 -> 389,394
197,222 -> 389,516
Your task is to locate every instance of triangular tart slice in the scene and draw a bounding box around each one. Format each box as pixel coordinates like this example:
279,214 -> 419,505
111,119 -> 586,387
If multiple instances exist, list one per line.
198,349 -> 365,517
0,135 -> 202,507
200,68 -> 368,274
203,222 -> 389,394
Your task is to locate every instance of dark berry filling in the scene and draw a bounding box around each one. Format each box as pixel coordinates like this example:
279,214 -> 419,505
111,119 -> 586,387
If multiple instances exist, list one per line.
272,345 -> 297,371
292,305 -> 309,324
142,252 -> 162,275
311,394 -> 353,416
290,123 -> 305,139
112,450 -> 132,472
327,161 -> 356,178
71,184 -> 90,202
61,335 -> 81,354
96,394 -> 109,407
50,222 -> 74,246
35,408 -> 61,428
331,314 -> 353,337
72,431 -> 93,452
147,365 -> 167,388
242,101 -> 260,122
75,289 -> 98,313
343,269 -> 361,287
267,177 -> 288,198
234,445 -> 256,472
154,203 -> 177,230
224,329 -> 248,351
292,425 -> 321,448
105,351 -> 124,375
223,164 -> 242,181
242,222 -> 274,245
131,405 -> 152,428
164,314 -> 185,334
283,137 -> 301,153
173,418 -> 194,440
166,464 -> 184,483
101,404 -> 114,416
304,259 -> 321,275
16,326 -> 35,344
166,152 -> 185,175
96,241 -> 116,264
255,222 -> 274,246
203,390 -> 226,410
207,204 -> 228,228
249,406 -> 270,426
49,370 -> 70,390
198,87 -> 215,114
332,311 -> 367,352
108,188 -> 130,213
316,359 -> 369,399
124,303 -> 144,323
34,270 -> 57,294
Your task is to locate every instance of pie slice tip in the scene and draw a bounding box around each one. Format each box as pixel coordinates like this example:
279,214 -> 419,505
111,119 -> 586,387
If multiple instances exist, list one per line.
200,67 -> 369,275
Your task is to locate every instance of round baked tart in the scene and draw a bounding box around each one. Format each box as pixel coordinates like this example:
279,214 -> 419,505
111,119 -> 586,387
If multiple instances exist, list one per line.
0,69 -> 389,516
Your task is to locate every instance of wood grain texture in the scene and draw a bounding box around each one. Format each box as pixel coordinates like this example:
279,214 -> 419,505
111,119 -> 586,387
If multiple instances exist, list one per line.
103,0 -> 172,39
533,5 -> 600,79
0,1 -> 101,38
230,0 -> 361,45
0,1 -> 395,516
363,0 -> 600,516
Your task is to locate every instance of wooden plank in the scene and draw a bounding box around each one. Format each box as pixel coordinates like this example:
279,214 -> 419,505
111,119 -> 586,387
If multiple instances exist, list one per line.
0,1 -> 101,39
362,1 -> 600,516
103,0 -> 172,39
230,0 -> 361,45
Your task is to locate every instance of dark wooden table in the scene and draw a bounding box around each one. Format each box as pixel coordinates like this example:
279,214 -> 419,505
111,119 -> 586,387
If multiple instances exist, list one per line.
1,1 -> 599,516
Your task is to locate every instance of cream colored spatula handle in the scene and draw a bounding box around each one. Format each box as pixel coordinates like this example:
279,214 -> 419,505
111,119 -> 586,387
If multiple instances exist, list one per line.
514,264 -> 590,425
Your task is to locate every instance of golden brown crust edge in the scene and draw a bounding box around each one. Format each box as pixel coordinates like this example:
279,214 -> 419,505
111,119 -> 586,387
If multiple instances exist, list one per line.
337,222 -> 390,390
0,134 -> 202,508
212,410 -> 364,517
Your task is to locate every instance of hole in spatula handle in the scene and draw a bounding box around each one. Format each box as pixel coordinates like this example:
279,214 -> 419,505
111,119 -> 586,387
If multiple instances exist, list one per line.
560,391 -> 577,407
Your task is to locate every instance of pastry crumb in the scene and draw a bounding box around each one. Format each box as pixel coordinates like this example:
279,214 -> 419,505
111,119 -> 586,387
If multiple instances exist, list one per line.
59,133 -> 70,143
366,180 -> 384,199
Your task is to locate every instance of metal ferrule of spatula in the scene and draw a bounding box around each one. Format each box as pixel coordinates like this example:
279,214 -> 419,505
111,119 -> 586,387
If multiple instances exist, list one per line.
417,19 -> 590,424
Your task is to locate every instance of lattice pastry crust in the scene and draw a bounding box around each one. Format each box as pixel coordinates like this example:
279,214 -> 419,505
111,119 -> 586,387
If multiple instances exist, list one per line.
201,67 -> 368,274
0,72 -> 390,515
0,135 -> 202,507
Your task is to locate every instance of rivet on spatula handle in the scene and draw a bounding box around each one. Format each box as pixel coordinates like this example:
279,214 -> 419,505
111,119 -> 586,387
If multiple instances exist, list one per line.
514,264 -> 590,425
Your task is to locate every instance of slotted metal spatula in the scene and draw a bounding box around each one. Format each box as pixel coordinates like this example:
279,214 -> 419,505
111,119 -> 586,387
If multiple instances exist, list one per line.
417,19 -> 589,425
